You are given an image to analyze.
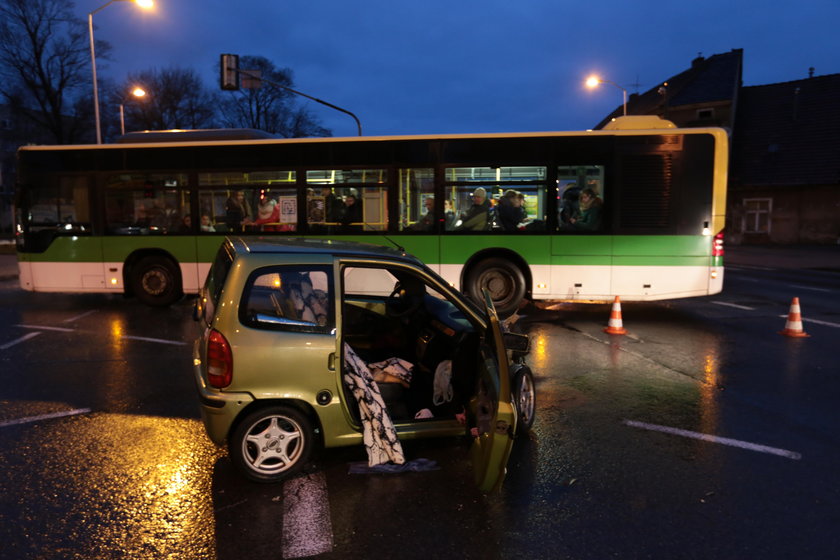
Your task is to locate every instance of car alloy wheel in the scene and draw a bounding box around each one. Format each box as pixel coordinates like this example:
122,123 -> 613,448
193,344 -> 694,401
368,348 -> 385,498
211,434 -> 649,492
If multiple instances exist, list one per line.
229,405 -> 313,483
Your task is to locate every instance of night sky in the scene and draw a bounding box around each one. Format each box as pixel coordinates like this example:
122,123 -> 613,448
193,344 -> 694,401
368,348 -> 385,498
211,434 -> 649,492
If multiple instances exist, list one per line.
84,0 -> 839,137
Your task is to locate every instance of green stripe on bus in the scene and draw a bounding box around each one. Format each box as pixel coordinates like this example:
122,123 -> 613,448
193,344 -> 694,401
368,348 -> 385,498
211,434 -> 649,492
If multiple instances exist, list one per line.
102,236 -> 199,262
19,233 -> 713,268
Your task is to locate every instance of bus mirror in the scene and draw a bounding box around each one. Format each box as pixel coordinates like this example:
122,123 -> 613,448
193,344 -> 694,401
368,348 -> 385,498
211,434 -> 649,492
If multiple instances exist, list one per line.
220,54 -> 240,91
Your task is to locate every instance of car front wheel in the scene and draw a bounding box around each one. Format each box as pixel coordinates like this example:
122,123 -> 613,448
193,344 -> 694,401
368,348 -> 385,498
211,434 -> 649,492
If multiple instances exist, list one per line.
229,405 -> 314,483
512,367 -> 536,434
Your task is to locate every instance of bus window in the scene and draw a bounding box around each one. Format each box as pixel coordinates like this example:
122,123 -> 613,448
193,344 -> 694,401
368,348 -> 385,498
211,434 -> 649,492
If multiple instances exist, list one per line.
557,165 -> 605,231
306,169 -> 388,232
443,166 -> 547,232
20,175 -> 92,251
104,174 -> 189,235
397,168 -> 434,232
25,176 -> 91,232
198,171 -> 296,233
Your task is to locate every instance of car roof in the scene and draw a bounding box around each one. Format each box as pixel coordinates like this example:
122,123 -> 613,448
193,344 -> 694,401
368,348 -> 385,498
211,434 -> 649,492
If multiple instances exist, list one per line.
228,236 -> 421,264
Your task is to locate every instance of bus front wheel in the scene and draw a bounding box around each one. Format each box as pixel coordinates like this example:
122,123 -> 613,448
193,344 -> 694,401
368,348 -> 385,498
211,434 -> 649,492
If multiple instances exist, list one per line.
465,258 -> 526,316
130,255 -> 182,307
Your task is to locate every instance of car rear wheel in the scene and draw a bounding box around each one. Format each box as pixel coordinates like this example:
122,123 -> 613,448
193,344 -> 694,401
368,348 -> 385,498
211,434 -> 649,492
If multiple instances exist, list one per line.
229,405 -> 314,483
465,257 -> 526,317
512,367 -> 536,434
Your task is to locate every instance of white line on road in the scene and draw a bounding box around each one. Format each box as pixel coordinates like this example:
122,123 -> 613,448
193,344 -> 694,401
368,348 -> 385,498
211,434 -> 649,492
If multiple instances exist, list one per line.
282,472 -> 333,559
0,408 -> 92,428
711,301 -> 755,310
15,324 -> 75,332
63,310 -> 98,323
789,285 -> 832,293
777,315 -> 840,328
623,419 -> 802,460
120,335 -> 188,346
0,331 -> 42,350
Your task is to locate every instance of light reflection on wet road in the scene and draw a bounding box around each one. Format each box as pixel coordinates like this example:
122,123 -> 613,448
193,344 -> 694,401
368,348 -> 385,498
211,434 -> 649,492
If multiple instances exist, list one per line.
0,413 -> 224,559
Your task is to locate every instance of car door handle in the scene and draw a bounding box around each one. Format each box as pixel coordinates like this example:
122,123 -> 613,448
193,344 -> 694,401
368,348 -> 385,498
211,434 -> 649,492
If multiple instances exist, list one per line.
328,352 -> 336,371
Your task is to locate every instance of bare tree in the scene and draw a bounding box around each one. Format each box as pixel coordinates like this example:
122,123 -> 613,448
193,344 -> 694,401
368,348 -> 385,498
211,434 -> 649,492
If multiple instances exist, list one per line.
218,55 -> 331,138
0,0 -> 101,143
120,67 -> 217,132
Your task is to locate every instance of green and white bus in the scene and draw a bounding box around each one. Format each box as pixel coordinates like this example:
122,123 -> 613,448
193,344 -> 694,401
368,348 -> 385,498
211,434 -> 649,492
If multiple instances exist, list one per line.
14,115 -> 727,314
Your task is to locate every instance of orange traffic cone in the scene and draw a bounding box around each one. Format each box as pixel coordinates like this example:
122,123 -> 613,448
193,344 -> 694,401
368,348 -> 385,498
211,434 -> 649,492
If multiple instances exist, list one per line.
604,296 -> 627,335
779,297 -> 810,337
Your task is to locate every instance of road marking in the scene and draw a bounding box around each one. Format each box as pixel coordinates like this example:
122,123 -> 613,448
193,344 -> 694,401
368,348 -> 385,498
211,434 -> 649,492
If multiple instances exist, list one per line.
0,408 -> 91,428
777,315 -> 840,329
63,310 -> 98,323
711,301 -> 755,311
623,419 -> 802,460
1,331 -> 42,350
120,335 -> 188,346
788,284 -> 832,293
282,472 -> 333,558
15,324 -> 75,332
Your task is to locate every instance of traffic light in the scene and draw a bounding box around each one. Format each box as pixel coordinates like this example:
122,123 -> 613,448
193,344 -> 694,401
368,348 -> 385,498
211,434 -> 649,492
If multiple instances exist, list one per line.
220,54 -> 240,91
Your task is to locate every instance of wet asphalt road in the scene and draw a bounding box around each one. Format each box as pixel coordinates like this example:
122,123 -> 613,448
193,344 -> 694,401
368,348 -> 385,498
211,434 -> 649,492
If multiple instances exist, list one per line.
0,264 -> 839,559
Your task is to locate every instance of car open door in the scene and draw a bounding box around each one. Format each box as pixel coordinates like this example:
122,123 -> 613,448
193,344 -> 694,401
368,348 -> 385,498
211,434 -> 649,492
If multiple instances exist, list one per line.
470,290 -> 517,493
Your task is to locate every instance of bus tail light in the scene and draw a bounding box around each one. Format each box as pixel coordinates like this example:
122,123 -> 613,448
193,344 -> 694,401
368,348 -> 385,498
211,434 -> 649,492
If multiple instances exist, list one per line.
712,232 -> 725,257
207,329 -> 233,388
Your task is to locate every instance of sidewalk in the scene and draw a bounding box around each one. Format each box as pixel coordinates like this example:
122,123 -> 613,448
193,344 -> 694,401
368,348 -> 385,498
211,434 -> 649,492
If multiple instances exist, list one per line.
725,244 -> 840,271
2,242 -> 839,283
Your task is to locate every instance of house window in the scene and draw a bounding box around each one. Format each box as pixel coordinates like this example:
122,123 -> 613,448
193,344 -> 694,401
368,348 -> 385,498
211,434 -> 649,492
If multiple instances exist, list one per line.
743,198 -> 771,233
696,108 -> 715,120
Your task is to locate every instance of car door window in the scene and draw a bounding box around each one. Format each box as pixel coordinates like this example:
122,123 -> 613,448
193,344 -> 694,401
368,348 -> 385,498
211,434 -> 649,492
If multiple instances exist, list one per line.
240,266 -> 333,333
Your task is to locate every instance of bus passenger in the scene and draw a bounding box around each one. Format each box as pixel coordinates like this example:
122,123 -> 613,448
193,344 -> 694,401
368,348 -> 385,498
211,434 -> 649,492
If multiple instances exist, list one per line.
569,188 -> 603,231
458,187 -> 491,231
444,199 -> 457,230
497,189 -> 527,231
178,215 -> 192,233
411,197 -> 435,231
323,187 -> 344,223
254,198 -> 281,231
225,190 -> 251,232
340,190 -> 363,231
200,215 -> 216,232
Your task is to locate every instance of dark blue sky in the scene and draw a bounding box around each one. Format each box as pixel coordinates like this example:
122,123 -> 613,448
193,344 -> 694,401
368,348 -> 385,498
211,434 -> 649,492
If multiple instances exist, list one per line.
85,0 -> 839,137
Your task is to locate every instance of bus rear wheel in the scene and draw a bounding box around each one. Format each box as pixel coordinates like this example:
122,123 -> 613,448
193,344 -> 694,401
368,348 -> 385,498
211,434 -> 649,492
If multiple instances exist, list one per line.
131,255 -> 182,307
465,257 -> 526,316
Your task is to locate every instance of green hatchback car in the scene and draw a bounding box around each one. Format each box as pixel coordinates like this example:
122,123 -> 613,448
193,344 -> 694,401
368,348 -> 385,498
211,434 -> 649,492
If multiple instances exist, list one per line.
193,237 -> 536,492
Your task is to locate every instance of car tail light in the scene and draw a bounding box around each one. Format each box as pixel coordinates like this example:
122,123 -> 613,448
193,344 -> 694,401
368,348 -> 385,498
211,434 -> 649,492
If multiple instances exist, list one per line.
712,232 -> 725,257
207,329 -> 233,388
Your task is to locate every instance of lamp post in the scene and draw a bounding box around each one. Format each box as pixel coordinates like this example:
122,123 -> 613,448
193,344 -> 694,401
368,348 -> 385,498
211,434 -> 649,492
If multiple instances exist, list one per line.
119,87 -> 147,135
88,0 -> 154,144
585,75 -> 628,116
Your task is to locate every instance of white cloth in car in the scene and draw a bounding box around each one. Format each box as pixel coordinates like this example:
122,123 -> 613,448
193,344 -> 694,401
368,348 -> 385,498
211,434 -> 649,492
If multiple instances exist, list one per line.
433,360 -> 453,406
368,357 -> 413,388
343,343 -> 406,466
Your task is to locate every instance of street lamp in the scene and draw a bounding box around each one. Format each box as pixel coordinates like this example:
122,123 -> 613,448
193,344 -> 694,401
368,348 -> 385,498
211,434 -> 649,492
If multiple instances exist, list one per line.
585,74 -> 627,116
88,0 -> 155,144
119,87 -> 147,135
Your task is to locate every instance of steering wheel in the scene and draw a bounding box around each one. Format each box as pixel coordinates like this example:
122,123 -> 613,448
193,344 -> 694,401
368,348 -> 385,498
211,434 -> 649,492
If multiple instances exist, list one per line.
386,282 -> 422,318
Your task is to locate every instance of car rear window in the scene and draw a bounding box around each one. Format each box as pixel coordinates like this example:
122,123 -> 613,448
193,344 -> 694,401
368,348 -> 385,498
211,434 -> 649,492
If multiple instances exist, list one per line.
203,242 -> 234,320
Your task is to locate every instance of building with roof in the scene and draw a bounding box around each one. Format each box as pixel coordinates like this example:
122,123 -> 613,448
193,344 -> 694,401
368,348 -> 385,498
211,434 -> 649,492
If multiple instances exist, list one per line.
595,49 -> 840,245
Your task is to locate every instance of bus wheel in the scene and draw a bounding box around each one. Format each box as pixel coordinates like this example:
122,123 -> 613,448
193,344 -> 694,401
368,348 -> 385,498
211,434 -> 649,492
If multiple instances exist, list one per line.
131,256 -> 182,307
466,257 -> 526,316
